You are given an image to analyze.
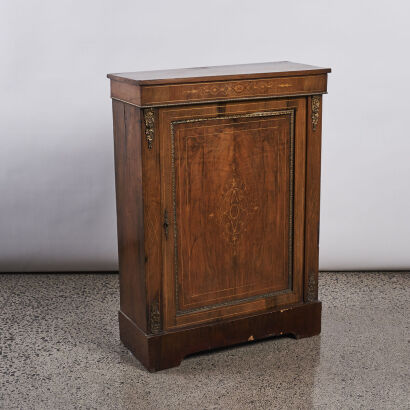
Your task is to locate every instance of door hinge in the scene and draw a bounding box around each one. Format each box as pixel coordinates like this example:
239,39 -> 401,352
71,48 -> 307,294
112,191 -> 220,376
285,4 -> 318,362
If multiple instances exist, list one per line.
163,209 -> 169,240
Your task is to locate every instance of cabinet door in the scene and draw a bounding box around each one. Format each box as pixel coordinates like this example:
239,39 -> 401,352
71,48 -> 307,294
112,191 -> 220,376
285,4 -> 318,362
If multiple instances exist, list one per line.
159,98 -> 306,329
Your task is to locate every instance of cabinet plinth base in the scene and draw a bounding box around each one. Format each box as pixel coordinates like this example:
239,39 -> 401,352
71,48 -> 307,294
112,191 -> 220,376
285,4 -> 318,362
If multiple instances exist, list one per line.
119,302 -> 322,372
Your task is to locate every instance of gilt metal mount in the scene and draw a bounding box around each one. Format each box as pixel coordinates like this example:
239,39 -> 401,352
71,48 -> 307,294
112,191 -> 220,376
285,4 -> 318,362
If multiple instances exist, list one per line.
144,108 -> 155,149
150,298 -> 161,334
311,96 -> 320,131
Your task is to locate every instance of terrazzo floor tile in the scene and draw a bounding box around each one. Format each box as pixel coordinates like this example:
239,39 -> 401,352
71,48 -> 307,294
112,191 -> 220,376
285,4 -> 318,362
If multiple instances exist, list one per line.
0,274 -> 21,311
319,271 -> 410,328
0,272 -> 409,410
319,271 -> 409,312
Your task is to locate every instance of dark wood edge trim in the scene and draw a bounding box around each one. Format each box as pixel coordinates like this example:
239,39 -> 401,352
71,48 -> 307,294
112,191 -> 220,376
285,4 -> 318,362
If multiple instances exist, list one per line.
119,301 -> 322,371
107,68 -> 331,86
111,92 -> 328,109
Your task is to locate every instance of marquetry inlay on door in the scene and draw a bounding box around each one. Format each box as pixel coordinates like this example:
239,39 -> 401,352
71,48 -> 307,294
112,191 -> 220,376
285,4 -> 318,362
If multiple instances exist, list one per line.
170,110 -> 296,315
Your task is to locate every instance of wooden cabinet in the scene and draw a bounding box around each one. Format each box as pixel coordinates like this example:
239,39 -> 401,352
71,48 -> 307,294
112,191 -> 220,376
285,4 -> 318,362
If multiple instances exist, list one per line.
108,61 -> 330,371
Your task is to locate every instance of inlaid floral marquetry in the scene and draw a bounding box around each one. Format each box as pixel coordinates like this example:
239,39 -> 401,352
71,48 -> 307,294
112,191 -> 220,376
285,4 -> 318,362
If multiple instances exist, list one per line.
217,167 -> 258,254
140,75 -> 328,106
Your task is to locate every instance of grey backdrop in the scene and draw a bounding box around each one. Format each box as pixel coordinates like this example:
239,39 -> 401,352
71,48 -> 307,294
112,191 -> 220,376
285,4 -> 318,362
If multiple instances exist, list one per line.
1,0 -> 409,271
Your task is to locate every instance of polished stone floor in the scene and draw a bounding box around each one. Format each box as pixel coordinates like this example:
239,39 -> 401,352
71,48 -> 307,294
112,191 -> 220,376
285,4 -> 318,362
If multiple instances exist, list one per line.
0,272 -> 408,409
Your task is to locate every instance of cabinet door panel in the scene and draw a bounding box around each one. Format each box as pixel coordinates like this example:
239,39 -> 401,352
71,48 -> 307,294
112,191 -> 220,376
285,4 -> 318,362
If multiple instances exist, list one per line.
160,99 -> 306,329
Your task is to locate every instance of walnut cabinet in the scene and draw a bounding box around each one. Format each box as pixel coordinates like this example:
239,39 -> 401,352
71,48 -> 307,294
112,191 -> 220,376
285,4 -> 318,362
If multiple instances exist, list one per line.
107,62 -> 331,371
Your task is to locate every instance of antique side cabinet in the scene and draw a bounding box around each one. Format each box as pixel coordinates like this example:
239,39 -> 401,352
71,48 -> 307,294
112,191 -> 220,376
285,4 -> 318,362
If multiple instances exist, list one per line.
107,61 -> 331,371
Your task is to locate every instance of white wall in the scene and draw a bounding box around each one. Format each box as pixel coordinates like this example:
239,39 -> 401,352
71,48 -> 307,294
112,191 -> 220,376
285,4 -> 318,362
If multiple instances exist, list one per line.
0,0 -> 409,271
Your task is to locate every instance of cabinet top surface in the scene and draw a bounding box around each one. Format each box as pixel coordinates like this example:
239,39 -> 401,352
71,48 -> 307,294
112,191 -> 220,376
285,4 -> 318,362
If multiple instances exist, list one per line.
107,61 -> 331,86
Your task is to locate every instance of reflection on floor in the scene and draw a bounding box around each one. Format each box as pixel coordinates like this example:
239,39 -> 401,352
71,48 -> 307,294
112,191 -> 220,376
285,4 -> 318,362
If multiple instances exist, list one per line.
0,272 -> 408,409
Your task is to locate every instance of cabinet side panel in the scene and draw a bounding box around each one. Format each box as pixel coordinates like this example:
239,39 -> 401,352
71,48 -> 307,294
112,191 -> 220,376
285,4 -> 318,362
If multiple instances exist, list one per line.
304,95 -> 323,302
112,99 -> 147,331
